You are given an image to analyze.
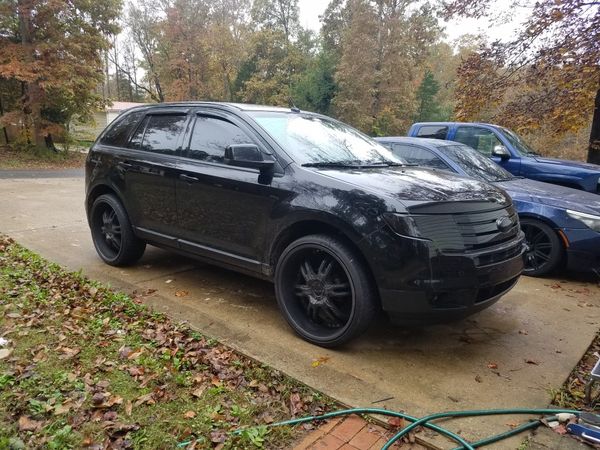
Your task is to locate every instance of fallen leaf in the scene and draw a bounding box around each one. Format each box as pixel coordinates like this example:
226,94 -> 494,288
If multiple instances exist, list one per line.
388,417 -> 404,428
0,348 -> 12,360
18,416 -> 42,431
184,411 -> 196,419
210,431 -> 226,444
6,312 -> 21,319
103,411 -> 118,421
311,356 -> 330,368
165,279 -> 173,284
125,400 -> 132,417
175,290 -> 189,298
525,359 -> 540,365
518,330 -> 528,335
475,375 -> 483,383
54,402 -> 72,415
487,362 -> 498,369
191,387 -> 206,398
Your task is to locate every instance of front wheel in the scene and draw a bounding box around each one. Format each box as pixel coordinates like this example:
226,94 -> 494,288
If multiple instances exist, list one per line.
521,218 -> 563,276
274,234 -> 377,347
90,194 -> 146,266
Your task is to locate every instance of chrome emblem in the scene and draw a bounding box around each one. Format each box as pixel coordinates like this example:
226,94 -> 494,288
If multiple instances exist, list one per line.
496,216 -> 513,233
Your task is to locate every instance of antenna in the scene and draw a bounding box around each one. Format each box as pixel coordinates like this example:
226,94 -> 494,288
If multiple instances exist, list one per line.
288,97 -> 300,113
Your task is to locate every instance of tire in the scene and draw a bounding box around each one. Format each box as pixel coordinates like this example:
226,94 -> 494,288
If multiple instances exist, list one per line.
90,194 -> 146,266
274,234 -> 377,347
521,218 -> 563,277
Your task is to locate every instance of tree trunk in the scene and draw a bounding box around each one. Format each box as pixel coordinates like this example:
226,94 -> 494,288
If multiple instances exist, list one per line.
0,94 -> 9,144
587,87 -> 600,165
18,0 -> 44,148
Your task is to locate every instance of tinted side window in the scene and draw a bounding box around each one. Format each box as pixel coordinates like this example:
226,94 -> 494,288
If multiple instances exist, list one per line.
392,144 -> 449,170
100,111 -> 144,147
188,116 -> 253,163
140,115 -> 187,155
416,125 -> 448,139
128,116 -> 149,150
454,127 -> 502,156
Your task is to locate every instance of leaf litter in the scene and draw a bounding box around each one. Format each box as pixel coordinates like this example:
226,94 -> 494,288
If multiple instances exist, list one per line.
0,236 -> 332,449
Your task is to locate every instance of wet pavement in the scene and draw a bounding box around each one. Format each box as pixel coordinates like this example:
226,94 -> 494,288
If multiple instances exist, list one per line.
1,175 -> 599,449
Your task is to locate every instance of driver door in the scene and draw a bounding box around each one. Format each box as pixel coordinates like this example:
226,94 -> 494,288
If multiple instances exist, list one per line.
175,111 -> 279,271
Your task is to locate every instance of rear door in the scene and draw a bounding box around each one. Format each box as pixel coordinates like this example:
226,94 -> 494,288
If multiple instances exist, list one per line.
175,109 -> 280,271
122,111 -> 189,245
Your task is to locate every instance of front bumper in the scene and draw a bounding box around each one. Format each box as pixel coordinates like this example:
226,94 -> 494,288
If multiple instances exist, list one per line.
376,235 -> 525,325
563,227 -> 600,272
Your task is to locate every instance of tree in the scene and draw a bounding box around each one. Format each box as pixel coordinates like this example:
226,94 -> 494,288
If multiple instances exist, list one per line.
332,0 -> 440,135
415,70 -> 441,121
0,0 -> 121,149
235,0 -> 311,105
444,0 -> 600,163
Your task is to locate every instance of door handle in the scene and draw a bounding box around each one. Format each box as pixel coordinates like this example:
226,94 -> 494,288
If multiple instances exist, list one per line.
179,174 -> 199,183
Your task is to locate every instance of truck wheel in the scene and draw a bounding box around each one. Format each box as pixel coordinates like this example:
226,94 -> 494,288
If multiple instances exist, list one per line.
521,218 -> 563,276
90,194 -> 146,266
274,234 -> 377,347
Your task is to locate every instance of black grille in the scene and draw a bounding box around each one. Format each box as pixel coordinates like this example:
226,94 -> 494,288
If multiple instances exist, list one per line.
410,203 -> 520,252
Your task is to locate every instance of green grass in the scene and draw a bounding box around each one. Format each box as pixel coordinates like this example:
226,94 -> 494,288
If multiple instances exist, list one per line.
0,145 -> 87,170
0,236 -> 333,449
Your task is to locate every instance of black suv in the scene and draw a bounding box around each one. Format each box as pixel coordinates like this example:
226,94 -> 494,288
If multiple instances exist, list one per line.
86,103 -> 525,347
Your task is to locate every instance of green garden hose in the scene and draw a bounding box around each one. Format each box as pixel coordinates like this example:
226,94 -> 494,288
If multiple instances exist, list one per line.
232,407 -> 580,450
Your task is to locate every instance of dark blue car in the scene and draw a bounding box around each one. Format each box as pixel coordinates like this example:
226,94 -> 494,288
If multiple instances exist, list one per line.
376,137 -> 600,276
407,122 -> 600,193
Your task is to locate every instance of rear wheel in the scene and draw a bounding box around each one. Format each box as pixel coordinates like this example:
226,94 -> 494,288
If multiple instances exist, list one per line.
90,194 -> 146,266
274,234 -> 377,347
521,218 -> 563,276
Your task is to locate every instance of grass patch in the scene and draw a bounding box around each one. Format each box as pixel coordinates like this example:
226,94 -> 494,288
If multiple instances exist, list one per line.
552,329 -> 600,410
0,146 -> 87,170
0,236 -> 333,449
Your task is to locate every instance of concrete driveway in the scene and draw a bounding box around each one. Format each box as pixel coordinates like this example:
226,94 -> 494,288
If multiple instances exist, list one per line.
1,174 -> 599,448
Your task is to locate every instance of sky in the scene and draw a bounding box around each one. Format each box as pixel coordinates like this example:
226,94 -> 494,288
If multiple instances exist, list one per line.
297,0 -> 532,44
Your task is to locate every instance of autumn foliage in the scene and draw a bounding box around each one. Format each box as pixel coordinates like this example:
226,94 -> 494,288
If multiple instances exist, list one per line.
0,0 -> 120,149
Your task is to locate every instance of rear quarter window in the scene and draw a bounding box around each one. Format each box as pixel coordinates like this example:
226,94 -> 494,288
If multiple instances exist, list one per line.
99,111 -> 144,147
416,125 -> 448,140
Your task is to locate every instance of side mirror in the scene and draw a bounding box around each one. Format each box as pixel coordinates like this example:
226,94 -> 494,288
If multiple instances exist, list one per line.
492,145 -> 510,160
225,144 -> 275,183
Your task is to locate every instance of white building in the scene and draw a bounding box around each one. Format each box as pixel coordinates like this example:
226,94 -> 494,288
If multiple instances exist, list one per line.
72,101 -> 147,141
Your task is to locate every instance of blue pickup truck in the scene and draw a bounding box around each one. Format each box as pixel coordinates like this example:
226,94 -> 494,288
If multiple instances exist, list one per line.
407,122 -> 600,193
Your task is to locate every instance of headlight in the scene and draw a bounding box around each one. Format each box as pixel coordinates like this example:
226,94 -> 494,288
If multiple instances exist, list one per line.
382,213 -> 428,240
567,210 -> 600,232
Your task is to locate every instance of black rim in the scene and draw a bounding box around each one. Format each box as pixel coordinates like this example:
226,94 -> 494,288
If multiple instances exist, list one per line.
522,223 -> 553,272
92,202 -> 122,260
280,246 -> 354,341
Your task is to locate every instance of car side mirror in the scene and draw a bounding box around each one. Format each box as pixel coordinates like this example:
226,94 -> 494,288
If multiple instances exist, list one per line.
492,145 -> 510,160
225,144 -> 275,183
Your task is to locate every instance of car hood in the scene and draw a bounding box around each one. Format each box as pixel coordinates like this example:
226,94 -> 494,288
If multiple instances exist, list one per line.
532,156 -> 600,174
313,166 -> 510,207
498,178 -> 600,216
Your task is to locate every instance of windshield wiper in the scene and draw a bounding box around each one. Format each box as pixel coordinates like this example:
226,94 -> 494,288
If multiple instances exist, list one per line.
301,161 -> 362,168
301,160 -> 407,168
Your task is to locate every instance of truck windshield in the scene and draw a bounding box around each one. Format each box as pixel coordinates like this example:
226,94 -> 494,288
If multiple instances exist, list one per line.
497,127 -> 537,157
441,144 -> 516,183
249,111 -> 406,167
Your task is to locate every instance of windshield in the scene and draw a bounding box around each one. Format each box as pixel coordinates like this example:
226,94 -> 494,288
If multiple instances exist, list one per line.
498,127 -> 536,157
249,111 -> 405,166
441,144 -> 515,182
